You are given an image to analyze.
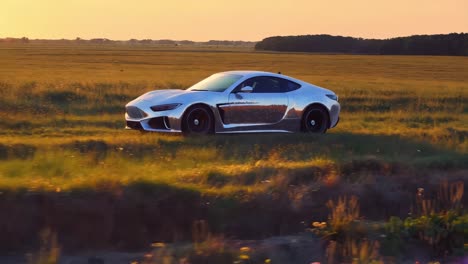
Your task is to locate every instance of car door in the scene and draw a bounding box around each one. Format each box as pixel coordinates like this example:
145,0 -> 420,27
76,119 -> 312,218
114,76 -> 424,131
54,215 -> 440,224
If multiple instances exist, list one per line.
221,76 -> 289,125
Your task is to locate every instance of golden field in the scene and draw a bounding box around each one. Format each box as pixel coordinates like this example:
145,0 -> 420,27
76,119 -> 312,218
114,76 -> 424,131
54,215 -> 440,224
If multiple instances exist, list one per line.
0,44 -> 466,262
0,44 -> 466,190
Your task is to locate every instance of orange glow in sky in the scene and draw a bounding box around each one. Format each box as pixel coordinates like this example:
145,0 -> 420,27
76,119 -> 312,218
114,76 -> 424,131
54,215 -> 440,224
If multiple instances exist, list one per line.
1,0 -> 467,41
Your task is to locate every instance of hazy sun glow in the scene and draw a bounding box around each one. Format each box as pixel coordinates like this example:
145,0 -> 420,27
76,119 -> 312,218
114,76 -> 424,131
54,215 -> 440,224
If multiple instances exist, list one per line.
1,0 -> 467,41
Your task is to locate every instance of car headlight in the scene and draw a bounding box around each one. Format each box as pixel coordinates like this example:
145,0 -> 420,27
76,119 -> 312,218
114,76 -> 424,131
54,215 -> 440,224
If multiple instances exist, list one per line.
150,103 -> 182,112
326,94 -> 338,101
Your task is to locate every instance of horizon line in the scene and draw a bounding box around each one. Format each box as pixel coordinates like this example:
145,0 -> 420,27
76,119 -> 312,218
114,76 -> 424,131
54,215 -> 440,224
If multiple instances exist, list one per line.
1,32 -> 467,43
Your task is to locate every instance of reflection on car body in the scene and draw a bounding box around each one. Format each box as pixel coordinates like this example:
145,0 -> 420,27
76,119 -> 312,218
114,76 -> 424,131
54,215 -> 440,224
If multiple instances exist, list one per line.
125,71 -> 340,134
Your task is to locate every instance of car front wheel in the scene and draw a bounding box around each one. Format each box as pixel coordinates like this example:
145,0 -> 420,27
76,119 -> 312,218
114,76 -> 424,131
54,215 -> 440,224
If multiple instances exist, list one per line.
182,105 -> 214,135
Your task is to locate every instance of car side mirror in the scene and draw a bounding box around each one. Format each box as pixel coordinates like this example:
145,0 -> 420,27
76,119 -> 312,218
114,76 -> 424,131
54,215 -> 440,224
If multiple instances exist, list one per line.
239,86 -> 253,93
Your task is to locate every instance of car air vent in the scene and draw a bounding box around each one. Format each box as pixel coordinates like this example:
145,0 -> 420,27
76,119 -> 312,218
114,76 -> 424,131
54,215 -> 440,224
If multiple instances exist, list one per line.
126,121 -> 143,130
148,117 -> 170,130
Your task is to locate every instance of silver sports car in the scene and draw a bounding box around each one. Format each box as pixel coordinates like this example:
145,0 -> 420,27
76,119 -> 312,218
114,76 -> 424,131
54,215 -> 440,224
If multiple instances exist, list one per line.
125,71 -> 340,134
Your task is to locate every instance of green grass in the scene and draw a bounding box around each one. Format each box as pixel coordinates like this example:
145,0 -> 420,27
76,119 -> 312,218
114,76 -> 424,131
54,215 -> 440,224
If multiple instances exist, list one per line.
0,132 -> 465,191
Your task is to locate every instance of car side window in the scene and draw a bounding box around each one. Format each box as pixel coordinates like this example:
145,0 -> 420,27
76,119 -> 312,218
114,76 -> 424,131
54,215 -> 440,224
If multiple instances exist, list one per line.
280,79 -> 301,92
234,76 -> 288,93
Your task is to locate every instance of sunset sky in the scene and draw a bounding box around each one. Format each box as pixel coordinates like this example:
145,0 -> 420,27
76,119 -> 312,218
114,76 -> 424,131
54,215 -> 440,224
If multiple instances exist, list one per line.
1,0 -> 467,41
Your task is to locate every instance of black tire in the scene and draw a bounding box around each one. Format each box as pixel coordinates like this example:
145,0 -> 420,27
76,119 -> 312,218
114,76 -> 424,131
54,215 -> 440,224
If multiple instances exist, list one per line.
182,105 -> 214,135
302,106 -> 329,133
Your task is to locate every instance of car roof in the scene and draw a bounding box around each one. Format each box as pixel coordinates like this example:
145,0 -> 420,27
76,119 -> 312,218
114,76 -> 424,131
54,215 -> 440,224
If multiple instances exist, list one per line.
205,70 -> 333,95
219,70 -> 334,94
220,70 -> 297,80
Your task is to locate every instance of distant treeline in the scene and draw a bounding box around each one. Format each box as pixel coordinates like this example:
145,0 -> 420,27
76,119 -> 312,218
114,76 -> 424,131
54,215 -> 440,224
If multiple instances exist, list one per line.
255,33 -> 468,55
0,37 -> 256,47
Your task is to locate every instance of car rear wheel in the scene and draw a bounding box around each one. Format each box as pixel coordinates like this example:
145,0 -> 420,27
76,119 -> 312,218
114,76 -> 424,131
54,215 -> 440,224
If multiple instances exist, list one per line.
182,105 -> 214,134
302,106 -> 329,133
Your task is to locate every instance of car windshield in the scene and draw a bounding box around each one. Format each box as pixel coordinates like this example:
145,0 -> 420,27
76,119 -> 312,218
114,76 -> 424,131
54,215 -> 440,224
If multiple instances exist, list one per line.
187,73 -> 243,92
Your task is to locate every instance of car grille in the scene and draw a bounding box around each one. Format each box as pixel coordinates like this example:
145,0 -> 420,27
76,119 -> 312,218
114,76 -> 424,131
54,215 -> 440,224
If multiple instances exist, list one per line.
126,106 -> 147,119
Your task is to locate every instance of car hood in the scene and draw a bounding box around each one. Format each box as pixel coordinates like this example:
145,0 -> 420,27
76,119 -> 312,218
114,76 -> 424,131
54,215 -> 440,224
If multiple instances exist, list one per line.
127,89 -> 191,105
138,89 -> 189,102
127,89 -> 217,107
